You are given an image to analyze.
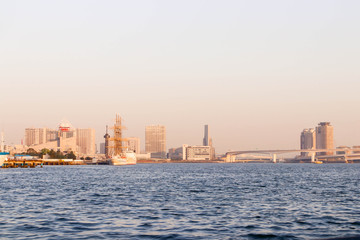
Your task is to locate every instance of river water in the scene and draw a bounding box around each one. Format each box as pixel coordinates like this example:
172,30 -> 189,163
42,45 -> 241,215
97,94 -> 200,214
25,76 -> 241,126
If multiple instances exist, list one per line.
1,163 -> 360,239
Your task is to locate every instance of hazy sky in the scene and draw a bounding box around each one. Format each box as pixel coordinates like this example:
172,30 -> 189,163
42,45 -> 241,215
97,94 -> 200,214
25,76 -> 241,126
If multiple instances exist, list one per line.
1,0 -> 360,153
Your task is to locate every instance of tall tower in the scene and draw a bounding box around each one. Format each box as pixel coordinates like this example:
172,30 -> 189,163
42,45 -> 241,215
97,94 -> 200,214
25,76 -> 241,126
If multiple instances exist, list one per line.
203,125 -> 212,146
202,125 -> 215,159
145,125 -> 166,158
300,128 -> 316,156
104,125 -> 110,158
316,122 -> 334,156
203,125 -> 209,146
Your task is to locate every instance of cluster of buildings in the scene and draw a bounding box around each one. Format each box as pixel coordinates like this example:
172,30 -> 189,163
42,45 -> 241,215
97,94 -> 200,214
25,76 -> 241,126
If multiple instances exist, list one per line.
300,122 -> 334,156
1,116 -> 216,161
168,125 -> 216,161
3,119 -> 359,163
23,120 -> 96,157
101,124 -> 216,161
300,122 -> 359,158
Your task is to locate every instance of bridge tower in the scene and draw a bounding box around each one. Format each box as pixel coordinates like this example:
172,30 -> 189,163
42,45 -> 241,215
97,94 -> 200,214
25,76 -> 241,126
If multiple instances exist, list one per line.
272,154 -> 277,163
310,152 -> 315,163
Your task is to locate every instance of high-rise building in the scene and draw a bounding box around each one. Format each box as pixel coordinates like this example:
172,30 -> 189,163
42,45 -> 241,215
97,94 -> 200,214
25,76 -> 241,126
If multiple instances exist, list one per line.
203,125 -> 210,146
300,128 -> 316,156
25,128 -> 47,146
46,129 -> 58,142
202,125 -> 215,159
125,137 -> 140,154
145,125 -> 166,158
76,128 -> 96,156
316,122 -> 334,156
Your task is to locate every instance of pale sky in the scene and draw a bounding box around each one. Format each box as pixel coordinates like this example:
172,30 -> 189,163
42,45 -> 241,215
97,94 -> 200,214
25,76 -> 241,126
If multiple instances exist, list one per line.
1,0 -> 360,153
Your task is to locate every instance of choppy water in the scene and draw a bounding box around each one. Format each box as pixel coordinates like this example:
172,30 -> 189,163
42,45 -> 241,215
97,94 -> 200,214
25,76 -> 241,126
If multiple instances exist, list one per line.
1,163 -> 360,239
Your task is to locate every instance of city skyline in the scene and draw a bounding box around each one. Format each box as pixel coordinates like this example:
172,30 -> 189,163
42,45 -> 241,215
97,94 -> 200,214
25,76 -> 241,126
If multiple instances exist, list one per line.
2,118 -> 359,156
2,2 -> 360,239
1,1 -> 360,153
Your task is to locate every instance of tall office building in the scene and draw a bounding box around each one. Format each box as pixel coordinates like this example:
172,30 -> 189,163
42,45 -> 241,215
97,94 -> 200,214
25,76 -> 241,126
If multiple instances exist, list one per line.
202,125 -> 215,159
145,125 -> 166,158
25,128 -> 47,146
316,122 -> 334,156
203,125 -> 210,146
46,129 -> 58,142
300,128 -> 316,156
25,128 -> 37,146
76,128 -> 96,156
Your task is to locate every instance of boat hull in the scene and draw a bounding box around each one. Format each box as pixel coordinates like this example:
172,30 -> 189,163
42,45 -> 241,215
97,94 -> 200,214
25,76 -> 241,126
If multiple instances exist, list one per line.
110,152 -> 137,166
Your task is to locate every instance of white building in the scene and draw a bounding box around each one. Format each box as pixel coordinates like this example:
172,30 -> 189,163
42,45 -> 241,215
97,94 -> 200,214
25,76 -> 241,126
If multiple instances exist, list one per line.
125,137 -> 140,154
182,144 -> 214,161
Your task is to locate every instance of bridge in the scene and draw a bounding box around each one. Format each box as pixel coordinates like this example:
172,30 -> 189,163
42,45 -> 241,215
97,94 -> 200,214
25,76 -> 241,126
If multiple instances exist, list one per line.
225,148 -> 360,163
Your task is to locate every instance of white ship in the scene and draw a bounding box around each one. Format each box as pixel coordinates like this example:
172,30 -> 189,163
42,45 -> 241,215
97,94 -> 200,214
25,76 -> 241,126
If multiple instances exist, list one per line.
111,151 -> 137,166
108,114 -> 137,166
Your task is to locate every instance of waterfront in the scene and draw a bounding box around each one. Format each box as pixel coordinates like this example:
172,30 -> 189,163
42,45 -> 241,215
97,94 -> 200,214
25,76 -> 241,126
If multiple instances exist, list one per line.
1,164 -> 360,239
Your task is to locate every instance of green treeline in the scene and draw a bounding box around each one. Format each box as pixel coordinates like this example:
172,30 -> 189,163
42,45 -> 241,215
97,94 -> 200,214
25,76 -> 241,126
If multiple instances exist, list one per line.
23,148 -> 77,160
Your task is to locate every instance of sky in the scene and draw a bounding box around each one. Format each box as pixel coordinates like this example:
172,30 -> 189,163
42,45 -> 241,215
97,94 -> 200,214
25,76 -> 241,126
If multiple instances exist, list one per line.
0,0 -> 360,154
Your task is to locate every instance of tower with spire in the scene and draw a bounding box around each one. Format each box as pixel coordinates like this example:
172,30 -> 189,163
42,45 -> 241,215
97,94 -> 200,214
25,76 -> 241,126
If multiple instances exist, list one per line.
104,125 -> 110,158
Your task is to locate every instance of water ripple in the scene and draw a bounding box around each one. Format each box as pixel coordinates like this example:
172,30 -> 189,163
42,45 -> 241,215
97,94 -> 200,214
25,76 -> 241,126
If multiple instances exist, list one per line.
1,164 -> 360,239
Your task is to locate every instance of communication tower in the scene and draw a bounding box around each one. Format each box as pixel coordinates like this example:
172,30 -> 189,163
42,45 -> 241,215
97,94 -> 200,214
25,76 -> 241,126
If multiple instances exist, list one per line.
104,125 -> 110,158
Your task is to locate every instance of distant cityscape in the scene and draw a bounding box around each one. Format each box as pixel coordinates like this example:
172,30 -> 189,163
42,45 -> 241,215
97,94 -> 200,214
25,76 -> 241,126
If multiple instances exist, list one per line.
1,119 -> 360,163
0,118 -> 216,162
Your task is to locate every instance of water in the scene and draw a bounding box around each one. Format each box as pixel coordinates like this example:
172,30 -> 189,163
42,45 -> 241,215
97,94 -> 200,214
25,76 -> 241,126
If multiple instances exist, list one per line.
1,163 -> 360,240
